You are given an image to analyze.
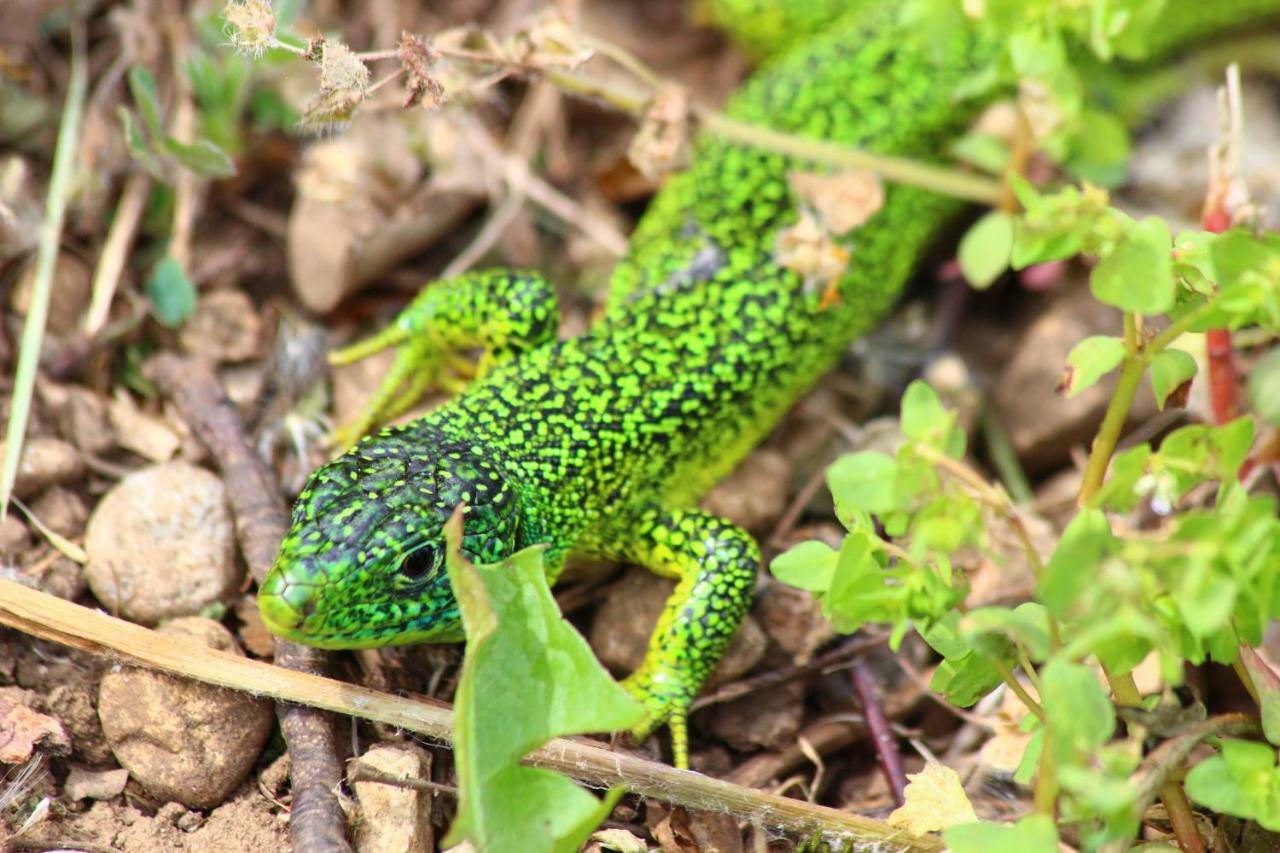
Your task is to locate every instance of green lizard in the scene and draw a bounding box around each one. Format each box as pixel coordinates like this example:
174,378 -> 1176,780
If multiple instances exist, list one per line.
259,0 -> 1277,768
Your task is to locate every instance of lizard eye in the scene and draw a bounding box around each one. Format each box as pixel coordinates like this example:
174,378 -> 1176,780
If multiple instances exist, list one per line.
398,545 -> 438,580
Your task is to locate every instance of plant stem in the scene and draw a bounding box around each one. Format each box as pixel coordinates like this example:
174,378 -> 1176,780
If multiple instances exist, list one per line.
1105,667 -> 1209,853
1034,728 -> 1058,816
994,659 -> 1045,720
1078,351 -> 1148,506
0,22 -> 87,523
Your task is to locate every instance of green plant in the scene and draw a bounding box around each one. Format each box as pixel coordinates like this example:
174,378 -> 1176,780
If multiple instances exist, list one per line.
774,200 -> 1280,847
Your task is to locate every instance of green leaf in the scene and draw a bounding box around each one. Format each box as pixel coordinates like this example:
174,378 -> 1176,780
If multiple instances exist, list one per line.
770,540 -> 837,592
822,531 -> 891,634
1093,444 -> 1151,512
901,380 -> 962,455
958,211 -> 1014,289
1066,109 -> 1131,187
1149,348 -> 1197,410
1185,739 -> 1280,831
1248,348 -> 1280,426
961,603 -> 1051,662
1062,336 -> 1125,398
1090,216 -> 1174,314
443,513 -> 643,853
1040,509 -> 1114,614
145,256 -> 197,328
944,814 -> 1059,852
1240,646 -> 1280,746
930,653 -> 1005,708
127,66 -> 163,139
827,451 -> 899,519
1041,659 -> 1116,759
162,137 -> 236,179
116,107 -> 165,180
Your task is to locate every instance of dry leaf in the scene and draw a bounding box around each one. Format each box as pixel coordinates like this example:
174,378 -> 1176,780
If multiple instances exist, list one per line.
628,84 -> 691,181
788,170 -> 884,235
589,827 -> 650,853
109,389 -> 180,463
887,761 -> 978,834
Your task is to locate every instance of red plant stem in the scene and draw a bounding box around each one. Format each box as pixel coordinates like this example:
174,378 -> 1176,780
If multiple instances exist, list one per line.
1205,328 -> 1239,424
851,662 -> 908,807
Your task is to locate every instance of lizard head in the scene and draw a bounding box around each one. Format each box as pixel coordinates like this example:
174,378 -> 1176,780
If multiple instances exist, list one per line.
258,424 -> 523,648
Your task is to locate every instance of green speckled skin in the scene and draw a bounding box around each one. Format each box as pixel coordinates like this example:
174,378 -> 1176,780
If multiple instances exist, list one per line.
260,1 -> 1277,767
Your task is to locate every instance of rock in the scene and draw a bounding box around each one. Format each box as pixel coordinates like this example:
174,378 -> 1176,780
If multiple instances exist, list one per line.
98,618 -> 274,809
179,289 -> 263,363
46,683 -> 113,766
700,676 -> 804,751
0,436 -> 83,500
589,568 -> 766,686
352,743 -> 434,853
21,554 -> 85,600
755,579 -> 836,663
0,514 -> 31,554
84,462 -> 240,624
29,485 -> 88,540
991,281 -> 1158,474
42,383 -> 116,457
64,766 -> 130,801
0,685 -> 71,762
12,249 -> 91,335
702,449 -> 791,533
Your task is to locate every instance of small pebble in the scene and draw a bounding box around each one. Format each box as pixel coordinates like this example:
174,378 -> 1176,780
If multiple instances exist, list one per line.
84,462 -> 239,624
179,289 -> 263,363
0,436 -> 84,500
352,744 -> 434,853
97,618 -> 273,809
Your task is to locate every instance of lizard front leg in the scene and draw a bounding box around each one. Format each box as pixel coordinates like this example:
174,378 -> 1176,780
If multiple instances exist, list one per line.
614,506 -> 760,768
329,269 -> 558,447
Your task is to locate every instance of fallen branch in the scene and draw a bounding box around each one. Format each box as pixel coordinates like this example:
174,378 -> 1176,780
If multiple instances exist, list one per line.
0,578 -> 942,852
145,354 -> 351,853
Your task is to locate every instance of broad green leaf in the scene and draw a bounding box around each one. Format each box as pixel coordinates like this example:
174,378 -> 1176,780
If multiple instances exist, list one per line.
1248,348 -> 1280,426
901,380 -> 948,445
822,531 -> 891,633
127,66 -> 164,139
1090,216 -> 1174,314
1041,658 -> 1115,759
770,540 -> 837,592
443,513 -> 643,853
827,451 -> 899,519
1039,509 -> 1114,612
1185,739 -> 1280,831
1149,348 -> 1196,410
145,256 -> 197,328
163,137 -> 237,179
929,651 -> 1005,708
949,132 -> 1010,175
961,603 -> 1051,662
1066,109 -> 1130,187
1062,336 -> 1125,398
944,814 -> 1058,853
958,211 -> 1014,289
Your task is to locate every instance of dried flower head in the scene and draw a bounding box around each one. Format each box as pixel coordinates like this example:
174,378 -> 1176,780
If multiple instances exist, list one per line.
222,0 -> 276,58
298,39 -> 371,132
504,11 -> 592,69
317,39 -> 371,95
399,32 -> 444,110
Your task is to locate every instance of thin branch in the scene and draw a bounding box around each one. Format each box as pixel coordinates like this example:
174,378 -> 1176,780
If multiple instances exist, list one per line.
0,578 -> 944,852
84,172 -> 151,336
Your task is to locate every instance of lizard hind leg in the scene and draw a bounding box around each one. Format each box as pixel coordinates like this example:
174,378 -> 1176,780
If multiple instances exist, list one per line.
327,269 -> 559,448
616,506 -> 760,769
